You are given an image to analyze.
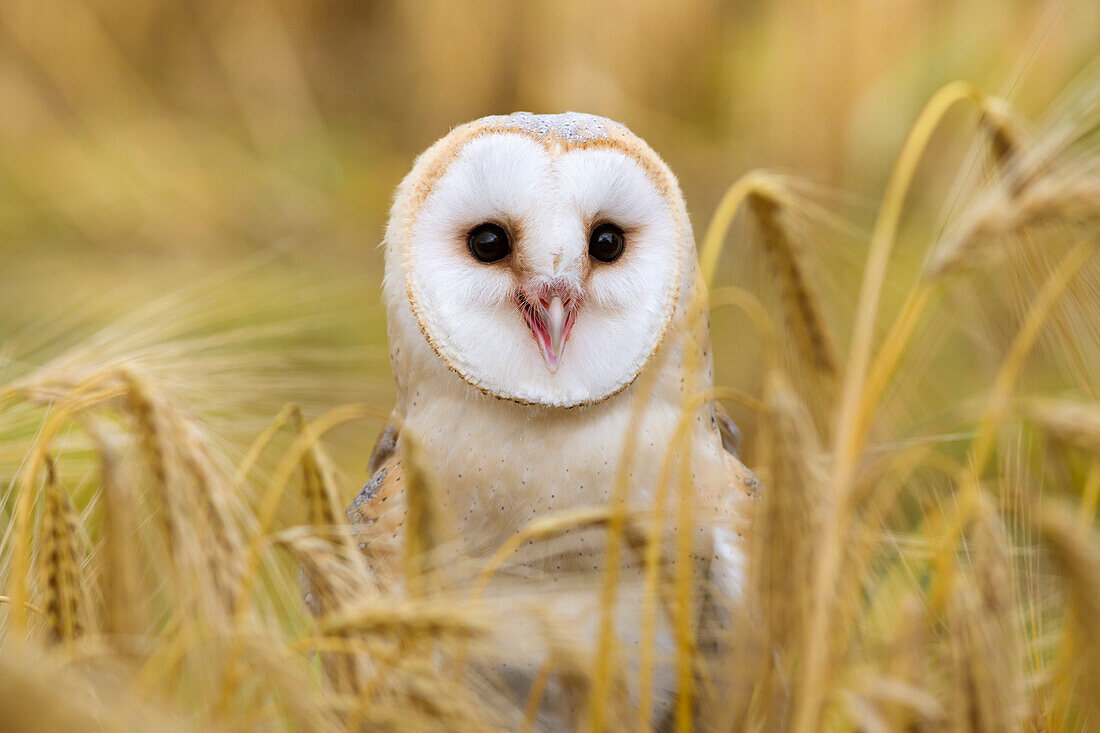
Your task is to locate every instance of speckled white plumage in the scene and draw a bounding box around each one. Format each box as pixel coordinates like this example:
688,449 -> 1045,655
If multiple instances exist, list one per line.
358,112 -> 758,722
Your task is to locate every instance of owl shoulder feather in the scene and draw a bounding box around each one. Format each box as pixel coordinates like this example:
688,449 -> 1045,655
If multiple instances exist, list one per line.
346,438 -> 407,580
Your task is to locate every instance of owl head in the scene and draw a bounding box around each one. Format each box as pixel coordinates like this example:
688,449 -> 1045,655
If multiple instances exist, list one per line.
383,112 -> 699,409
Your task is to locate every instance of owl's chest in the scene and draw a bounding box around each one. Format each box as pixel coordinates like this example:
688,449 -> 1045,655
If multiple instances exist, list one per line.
405,391 -> 686,556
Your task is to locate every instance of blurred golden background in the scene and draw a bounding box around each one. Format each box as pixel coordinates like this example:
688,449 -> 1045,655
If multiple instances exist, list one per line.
1,0 -> 1098,460
2,4 -> 1100,730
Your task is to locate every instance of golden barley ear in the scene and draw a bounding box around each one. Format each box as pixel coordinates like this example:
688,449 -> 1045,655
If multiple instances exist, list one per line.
927,94 -> 1100,279
170,406 -> 252,617
748,369 -> 828,727
1023,397 -> 1100,454
979,97 -> 1028,183
947,492 -> 1027,733
947,577 -> 1019,732
120,372 -> 168,493
119,372 -> 187,593
36,457 -> 91,648
969,493 -> 1020,639
955,493 -> 1024,725
121,370 -> 245,618
756,369 -> 826,641
748,188 -> 839,378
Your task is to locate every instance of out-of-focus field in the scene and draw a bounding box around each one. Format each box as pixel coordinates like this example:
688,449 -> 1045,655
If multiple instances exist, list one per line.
3,0 -> 1097,428
2,1 -> 1100,731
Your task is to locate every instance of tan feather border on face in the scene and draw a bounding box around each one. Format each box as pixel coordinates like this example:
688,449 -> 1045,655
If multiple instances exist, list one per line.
400,115 -> 689,408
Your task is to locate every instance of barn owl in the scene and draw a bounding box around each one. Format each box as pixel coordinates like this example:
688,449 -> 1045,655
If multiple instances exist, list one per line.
347,112 -> 758,723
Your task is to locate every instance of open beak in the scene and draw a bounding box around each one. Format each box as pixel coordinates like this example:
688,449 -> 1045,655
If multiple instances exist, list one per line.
521,292 -> 577,374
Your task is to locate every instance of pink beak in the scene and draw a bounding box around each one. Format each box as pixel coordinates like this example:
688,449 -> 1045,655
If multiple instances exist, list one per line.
520,287 -> 577,374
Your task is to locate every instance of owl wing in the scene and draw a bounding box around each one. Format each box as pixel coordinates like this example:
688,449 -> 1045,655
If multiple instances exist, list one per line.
713,402 -> 742,459
366,419 -> 400,475
703,405 -> 761,615
346,422 -> 408,587
711,399 -> 761,499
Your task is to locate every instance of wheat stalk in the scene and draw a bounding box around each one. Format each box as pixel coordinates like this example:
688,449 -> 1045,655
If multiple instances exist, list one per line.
318,599 -> 490,638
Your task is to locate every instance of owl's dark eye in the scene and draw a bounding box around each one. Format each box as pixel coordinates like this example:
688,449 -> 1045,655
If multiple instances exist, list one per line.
588,223 -> 625,264
467,223 -> 511,263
